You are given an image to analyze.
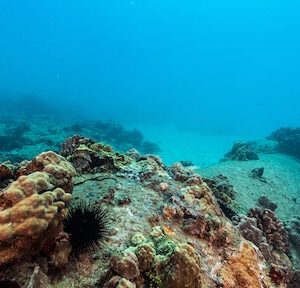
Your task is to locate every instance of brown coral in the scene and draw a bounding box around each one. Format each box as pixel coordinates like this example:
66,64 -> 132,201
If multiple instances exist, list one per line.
16,151 -> 76,193
160,243 -> 202,288
111,251 -> 140,280
0,186 -> 71,240
0,151 -> 75,266
248,208 -> 289,253
50,232 -> 72,269
233,208 -> 290,267
60,134 -> 83,157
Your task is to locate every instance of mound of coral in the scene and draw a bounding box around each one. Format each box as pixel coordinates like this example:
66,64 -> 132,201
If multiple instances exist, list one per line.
0,136 -> 298,287
0,151 -> 75,268
268,127 -> 300,159
223,142 -> 259,161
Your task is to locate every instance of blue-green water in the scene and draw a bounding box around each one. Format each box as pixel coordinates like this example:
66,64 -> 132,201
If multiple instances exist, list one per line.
0,0 -> 299,137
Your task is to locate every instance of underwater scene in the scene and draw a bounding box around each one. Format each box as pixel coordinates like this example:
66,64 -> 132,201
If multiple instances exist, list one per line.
0,1 -> 300,287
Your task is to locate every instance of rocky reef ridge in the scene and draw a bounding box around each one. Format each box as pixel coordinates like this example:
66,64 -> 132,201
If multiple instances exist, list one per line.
0,135 -> 298,287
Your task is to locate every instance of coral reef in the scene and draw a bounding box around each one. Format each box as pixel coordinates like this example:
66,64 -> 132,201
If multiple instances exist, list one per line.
250,167 -> 264,178
60,135 -> 131,173
223,142 -> 259,161
0,117 -> 160,163
248,208 -> 289,253
0,151 -> 75,266
0,163 -> 15,189
0,136 -> 294,287
0,122 -> 31,152
233,208 -> 289,264
288,270 -> 300,288
268,127 -> 300,159
179,160 -> 194,167
106,227 -> 202,288
217,242 -> 266,288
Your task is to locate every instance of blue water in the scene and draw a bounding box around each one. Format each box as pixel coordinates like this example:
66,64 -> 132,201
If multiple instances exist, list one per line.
0,0 -> 300,136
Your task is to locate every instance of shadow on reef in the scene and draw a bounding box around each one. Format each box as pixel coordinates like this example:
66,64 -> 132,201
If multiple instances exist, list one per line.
203,174 -> 238,219
0,122 -> 32,151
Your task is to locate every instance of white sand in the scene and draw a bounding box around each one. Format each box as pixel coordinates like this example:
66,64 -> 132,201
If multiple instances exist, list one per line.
131,124 -> 253,167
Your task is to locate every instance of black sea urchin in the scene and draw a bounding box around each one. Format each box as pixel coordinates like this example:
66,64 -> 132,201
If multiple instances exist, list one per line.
0,279 -> 20,288
64,201 -> 109,255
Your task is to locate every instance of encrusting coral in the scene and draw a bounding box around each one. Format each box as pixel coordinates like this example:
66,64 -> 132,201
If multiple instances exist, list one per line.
217,242 -> 264,288
0,151 -> 75,266
0,163 -> 14,182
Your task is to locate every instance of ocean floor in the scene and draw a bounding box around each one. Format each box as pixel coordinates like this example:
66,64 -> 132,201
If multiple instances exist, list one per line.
200,153 -> 300,223
130,124 -> 254,167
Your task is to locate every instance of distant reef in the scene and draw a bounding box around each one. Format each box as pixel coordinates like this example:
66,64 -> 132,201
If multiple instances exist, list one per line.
0,133 -> 299,287
268,127 -> 300,159
222,126 -> 300,162
0,116 -> 160,163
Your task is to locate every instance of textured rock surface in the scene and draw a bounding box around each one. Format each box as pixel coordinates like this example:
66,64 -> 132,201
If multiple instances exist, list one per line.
0,137 -> 294,287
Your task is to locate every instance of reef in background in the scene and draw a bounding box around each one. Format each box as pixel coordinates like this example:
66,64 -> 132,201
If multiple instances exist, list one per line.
0,134 -> 298,287
0,115 -> 160,163
268,127 -> 300,160
222,127 -> 300,162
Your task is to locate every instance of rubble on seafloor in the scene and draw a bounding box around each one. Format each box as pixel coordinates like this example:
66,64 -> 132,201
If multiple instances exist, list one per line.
0,135 -> 298,287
